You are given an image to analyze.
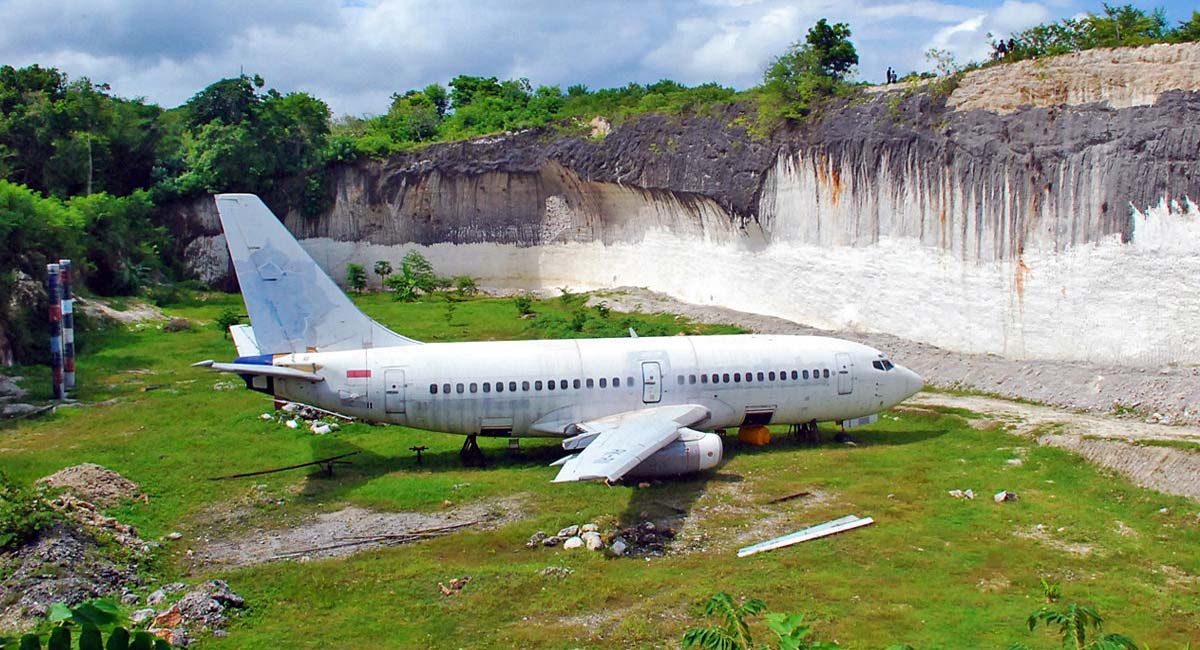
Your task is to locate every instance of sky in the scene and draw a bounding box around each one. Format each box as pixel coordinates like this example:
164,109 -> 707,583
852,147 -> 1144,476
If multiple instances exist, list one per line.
0,0 -> 1194,117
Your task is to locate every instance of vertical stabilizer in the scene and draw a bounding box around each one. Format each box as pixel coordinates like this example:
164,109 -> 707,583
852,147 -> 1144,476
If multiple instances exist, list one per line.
214,194 -> 420,354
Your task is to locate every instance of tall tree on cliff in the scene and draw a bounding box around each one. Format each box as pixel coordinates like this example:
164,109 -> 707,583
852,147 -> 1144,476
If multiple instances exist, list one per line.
762,18 -> 858,118
167,74 -> 330,197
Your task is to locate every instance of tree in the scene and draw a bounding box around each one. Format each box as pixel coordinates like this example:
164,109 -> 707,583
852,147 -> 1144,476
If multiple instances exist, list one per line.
345,263 -> 367,293
215,308 -> 241,338
1169,10 -> 1200,42
1011,582 -> 1138,650
763,19 -> 858,118
683,592 -> 765,650
374,260 -> 393,288
804,19 -> 858,80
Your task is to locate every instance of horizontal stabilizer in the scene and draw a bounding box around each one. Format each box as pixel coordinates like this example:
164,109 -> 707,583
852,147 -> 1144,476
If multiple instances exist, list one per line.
192,360 -> 324,382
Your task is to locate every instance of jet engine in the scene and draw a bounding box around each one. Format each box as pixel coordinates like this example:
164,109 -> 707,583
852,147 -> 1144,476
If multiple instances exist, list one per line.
625,428 -> 723,479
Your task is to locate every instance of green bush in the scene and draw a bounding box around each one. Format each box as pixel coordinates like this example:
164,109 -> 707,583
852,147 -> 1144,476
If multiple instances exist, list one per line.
0,473 -> 58,550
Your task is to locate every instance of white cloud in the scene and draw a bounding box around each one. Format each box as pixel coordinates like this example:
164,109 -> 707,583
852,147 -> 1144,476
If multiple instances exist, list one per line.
0,0 -> 1114,115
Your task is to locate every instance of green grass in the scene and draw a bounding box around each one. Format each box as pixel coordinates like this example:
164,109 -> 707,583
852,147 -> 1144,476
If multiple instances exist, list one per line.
2,291 -> 1198,649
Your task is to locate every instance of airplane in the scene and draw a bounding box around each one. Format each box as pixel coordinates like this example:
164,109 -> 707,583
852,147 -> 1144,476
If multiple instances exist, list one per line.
194,194 -> 924,483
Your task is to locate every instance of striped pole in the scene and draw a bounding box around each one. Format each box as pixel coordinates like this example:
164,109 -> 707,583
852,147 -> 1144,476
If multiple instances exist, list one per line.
47,263 -> 64,400
59,259 -> 75,391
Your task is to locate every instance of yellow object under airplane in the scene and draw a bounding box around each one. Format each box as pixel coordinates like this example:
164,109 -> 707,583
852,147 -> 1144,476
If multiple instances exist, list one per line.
738,425 -> 771,446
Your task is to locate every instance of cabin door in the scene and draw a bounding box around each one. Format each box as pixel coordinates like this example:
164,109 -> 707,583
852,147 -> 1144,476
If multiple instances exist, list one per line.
835,353 -> 852,395
384,369 -> 406,413
641,361 -> 662,404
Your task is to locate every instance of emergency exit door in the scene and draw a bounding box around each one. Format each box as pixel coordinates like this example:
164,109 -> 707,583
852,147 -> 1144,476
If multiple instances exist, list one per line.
641,362 -> 662,403
384,369 -> 406,413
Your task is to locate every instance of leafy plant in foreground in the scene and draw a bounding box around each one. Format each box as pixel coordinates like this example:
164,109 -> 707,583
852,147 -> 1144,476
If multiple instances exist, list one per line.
0,473 -> 58,550
1009,581 -> 1138,650
682,592 -> 838,650
4,598 -> 171,650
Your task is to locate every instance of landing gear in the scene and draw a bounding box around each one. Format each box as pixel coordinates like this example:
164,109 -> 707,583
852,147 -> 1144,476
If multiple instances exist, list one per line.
460,434 -> 486,467
791,420 -> 820,445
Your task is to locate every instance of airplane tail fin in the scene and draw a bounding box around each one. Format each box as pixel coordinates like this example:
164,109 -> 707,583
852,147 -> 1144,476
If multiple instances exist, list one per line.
214,194 -> 420,354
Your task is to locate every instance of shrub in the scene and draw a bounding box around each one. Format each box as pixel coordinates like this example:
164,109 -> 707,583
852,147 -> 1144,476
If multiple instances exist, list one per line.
0,473 -> 58,551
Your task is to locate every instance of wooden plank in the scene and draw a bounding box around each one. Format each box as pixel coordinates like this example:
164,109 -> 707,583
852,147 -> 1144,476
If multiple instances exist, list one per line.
737,515 -> 874,558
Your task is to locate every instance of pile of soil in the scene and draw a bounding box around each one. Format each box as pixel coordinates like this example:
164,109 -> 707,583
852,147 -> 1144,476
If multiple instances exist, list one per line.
38,463 -> 140,507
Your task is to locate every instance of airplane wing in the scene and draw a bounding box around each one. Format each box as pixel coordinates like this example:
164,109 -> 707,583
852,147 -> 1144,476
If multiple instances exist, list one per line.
552,404 -> 709,483
191,360 -> 324,382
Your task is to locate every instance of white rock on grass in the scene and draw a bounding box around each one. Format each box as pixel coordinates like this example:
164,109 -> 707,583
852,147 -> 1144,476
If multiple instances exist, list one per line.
580,523 -> 599,533
557,525 -> 579,538
582,531 -> 604,551
562,536 -> 584,550
608,538 -> 628,557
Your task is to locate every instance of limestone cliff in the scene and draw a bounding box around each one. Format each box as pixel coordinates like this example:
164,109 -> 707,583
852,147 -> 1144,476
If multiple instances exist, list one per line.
170,43 -> 1200,365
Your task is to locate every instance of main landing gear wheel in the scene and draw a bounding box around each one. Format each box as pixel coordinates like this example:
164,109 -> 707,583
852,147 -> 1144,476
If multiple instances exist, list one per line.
460,434 -> 486,467
792,420 -> 820,445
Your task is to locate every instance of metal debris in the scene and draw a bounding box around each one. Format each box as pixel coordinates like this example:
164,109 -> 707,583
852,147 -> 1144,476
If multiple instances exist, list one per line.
737,515 -> 875,558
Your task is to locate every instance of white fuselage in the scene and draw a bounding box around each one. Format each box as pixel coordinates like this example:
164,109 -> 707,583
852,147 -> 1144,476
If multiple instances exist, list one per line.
262,334 -> 922,438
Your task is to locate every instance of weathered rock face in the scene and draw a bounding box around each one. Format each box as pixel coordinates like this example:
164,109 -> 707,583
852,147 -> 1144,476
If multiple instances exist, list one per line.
169,43 -> 1200,365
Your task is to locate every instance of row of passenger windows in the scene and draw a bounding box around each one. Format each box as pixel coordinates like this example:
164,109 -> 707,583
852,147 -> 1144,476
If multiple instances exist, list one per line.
430,376 -> 635,395
427,367 -> 831,395
676,368 -> 830,385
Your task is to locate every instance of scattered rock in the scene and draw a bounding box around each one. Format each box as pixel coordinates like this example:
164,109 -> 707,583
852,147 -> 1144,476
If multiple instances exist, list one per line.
311,423 -> 332,435
538,566 -> 574,579
174,580 -> 246,631
608,538 -> 628,557
0,375 -> 26,400
557,525 -> 579,538
525,531 -> 547,548
580,523 -> 599,533
148,589 -> 168,606
162,318 -> 192,333
285,419 -> 299,429
121,591 -> 142,605
152,605 -> 182,629
562,536 -> 584,550
582,531 -> 604,551
38,464 -> 140,507
2,403 -> 40,418
438,576 -> 471,596
166,532 -> 183,541
948,489 -> 976,500
994,490 -> 1018,503
1006,458 -> 1023,466
129,608 -> 156,625
212,381 -> 237,391
541,536 -> 563,547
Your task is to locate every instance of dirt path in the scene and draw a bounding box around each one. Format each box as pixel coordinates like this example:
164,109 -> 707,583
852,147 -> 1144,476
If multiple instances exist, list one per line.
910,393 -> 1200,501
198,496 -> 526,567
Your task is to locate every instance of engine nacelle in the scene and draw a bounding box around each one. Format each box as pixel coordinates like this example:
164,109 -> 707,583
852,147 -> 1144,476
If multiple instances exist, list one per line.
625,428 -> 723,479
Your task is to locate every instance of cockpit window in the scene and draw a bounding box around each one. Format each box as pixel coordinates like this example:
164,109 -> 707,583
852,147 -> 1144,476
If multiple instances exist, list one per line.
873,360 -> 896,371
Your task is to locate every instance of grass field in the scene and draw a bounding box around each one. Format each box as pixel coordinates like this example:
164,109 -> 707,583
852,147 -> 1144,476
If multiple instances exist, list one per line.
2,291 -> 1198,649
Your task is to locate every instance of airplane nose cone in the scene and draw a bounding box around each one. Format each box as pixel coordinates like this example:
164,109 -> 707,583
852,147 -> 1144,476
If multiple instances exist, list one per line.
900,366 -> 923,398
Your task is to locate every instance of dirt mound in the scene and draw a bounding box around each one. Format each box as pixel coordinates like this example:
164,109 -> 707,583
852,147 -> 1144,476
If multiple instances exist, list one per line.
38,464 -> 140,507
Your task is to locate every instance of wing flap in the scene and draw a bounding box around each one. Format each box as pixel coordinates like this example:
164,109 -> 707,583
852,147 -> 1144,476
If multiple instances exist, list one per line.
192,360 -> 324,383
552,404 -> 709,483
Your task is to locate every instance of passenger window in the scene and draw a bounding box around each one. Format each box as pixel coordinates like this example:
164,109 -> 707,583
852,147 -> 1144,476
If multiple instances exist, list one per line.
757,372 -> 764,381
535,380 -> 543,390
599,378 -> 607,388
700,374 -> 708,384
443,383 -> 451,394
509,381 -> 517,392
746,371 -> 753,381
722,373 -> 730,383
677,375 -> 685,385
689,375 -> 696,385
495,382 -> 503,393
613,378 -> 621,388
548,380 -> 555,391
456,383 -> 464,394
469,383 -> 478,393
791,370 -> 798,380
522,381 -> 530,391
769,371 -> 776,381
561,379 -> 569,390
812,368 -> 818,378
803,370 -> 809,380
780,370 -> 787,380
482,383 -> 491,393
573,379 -> 581,389
733,373 -> 741,383
586,378 -> 594,388
823,369 -> 830,378
627,376 -> 634,386
430,384 -> 437,394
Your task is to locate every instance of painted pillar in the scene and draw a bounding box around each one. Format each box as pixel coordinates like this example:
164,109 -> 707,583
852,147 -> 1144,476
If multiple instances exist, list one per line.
47,263 -> 64,400
59,259 -> 75,391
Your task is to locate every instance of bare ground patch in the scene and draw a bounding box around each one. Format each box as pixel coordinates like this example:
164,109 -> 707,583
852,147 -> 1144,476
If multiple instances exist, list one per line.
197,495 -> 527,567
911,393 -> 1200,501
